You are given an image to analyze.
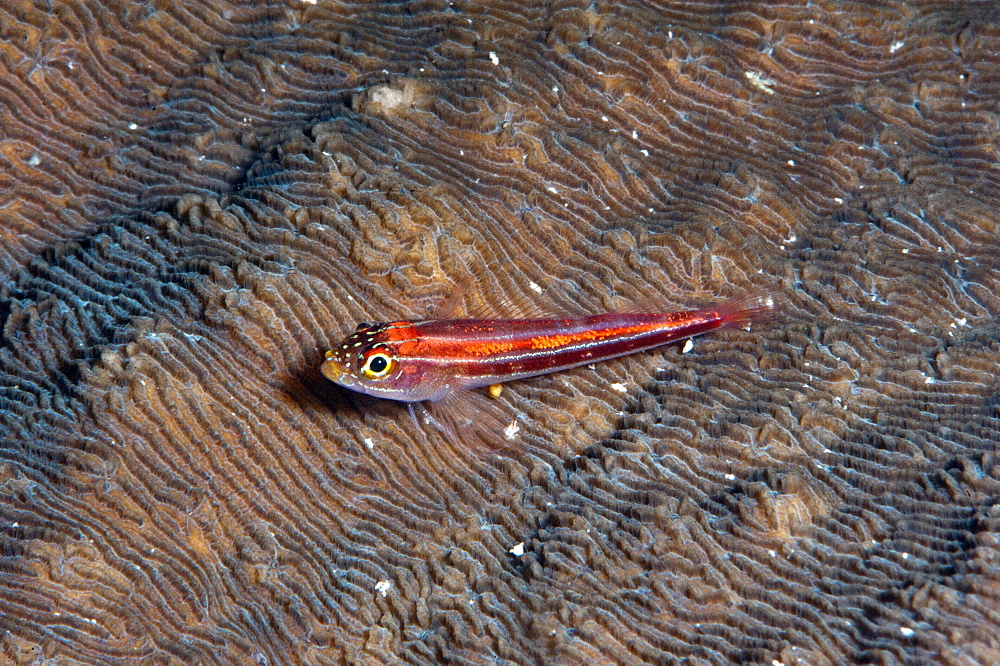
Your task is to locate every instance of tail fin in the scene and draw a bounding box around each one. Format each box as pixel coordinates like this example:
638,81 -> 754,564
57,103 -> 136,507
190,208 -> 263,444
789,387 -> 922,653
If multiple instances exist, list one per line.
711,288 -> 785,331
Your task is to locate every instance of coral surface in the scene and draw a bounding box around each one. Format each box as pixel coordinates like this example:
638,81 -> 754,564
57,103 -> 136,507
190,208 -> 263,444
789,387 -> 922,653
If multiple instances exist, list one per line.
1,1 -> 999,664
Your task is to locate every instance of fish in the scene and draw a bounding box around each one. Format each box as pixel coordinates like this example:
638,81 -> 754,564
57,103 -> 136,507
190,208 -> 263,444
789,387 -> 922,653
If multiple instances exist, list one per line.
321,289 -> 782,403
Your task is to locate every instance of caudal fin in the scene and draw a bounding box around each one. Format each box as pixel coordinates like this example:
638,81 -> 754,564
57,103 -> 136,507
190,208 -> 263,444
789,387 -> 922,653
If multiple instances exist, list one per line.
711,288 -> 785,330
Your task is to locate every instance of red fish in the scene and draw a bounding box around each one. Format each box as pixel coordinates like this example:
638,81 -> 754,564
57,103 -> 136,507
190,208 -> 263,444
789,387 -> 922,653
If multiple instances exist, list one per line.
321,290 -> 781,402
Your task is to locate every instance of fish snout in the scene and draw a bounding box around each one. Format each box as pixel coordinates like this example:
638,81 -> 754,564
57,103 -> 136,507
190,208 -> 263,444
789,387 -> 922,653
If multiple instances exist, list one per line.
320,353 -> 347,384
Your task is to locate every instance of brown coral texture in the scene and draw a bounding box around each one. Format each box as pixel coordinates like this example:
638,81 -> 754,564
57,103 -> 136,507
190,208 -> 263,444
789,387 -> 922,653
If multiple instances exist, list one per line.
1,1 -> 999,664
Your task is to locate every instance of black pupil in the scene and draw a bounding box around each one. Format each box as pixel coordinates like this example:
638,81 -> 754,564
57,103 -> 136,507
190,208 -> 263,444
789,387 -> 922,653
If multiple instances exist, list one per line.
368,355 -> 388,373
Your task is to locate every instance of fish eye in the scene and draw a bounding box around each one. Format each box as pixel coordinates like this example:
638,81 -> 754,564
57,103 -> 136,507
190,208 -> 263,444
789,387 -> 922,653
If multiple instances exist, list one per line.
360,350 -> 394,380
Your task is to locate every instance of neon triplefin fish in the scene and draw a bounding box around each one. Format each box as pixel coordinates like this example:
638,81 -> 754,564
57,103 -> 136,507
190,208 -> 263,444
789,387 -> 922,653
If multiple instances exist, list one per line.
321,290 -> 782,402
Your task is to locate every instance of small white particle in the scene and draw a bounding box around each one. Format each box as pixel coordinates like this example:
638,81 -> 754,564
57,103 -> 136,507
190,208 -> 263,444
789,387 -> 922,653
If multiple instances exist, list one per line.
301,0 -> 316,4
460,149 -> 464,156
902,552 -> 909,560
787,159 -> 795,166
364,438 -> 374,450
925,376 -> 934,385
937,246 -> 943,252
956,317 -> 967,326
601,115 -> 609,122
489,51 -> 499,66
834,197 -> 844,204
902,248 -> 909,254
552,85 -> 559,93
631,130 -> 638,139
908,328 -> 916,332
375,580 -> 391,597
768,550 -> 777,557
547,186 -> 557,194
27,154 -> 41,166
504,421 -> 520,439
900,626 -> 915,637
129,123 -> 138,130
10,522 -> 17,528
509,542 -> 525,556
745,71 -> 776,94
890,41 -> 904,53
640,149 -> 649,156
772,660 -> 786,666
260,88 -> 266,93
682,339 -> 694,353
528,281 -> 542,293
724,473 -> 735,481
610,383 -> 627,393
668,31 -> 673,38
68,61 -> 75,69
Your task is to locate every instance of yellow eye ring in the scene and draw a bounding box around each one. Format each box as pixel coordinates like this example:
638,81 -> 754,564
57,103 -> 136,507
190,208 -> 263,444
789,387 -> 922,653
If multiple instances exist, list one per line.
360,351 -> 394,379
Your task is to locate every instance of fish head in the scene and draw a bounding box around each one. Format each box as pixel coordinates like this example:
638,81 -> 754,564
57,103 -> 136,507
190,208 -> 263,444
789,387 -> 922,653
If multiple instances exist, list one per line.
321,321 -> 445,402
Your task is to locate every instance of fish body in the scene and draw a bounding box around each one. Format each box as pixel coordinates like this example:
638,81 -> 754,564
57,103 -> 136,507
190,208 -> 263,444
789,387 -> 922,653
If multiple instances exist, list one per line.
321,291 -> 780,402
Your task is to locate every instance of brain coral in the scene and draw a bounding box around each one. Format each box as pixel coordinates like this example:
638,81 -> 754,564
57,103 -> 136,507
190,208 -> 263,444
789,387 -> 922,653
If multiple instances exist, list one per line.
1,1 -> 999,664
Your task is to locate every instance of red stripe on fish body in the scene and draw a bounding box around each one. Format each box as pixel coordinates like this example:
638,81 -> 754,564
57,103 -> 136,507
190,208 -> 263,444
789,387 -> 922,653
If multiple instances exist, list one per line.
409,310 -> 721,385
